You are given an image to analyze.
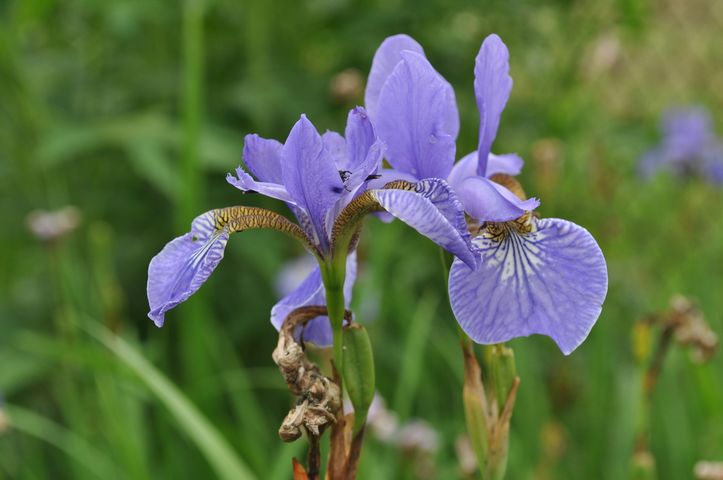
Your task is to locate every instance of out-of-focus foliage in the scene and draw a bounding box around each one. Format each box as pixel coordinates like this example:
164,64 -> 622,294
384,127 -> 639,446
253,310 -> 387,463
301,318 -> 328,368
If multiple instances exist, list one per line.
1,0 -> 721,479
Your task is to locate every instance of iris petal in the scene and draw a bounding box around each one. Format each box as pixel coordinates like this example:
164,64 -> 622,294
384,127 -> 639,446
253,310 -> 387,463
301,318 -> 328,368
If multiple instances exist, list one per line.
242,134 -> 284,183
375,51 -> 458,179
343,107 -> 383,192
370,179 -> 477,268
448,152 -> 524,191
226,167 -> 295,204
281,115 -> 345,249
365,34 -> 425,121
448,218 -> 608,355
147,210 -> 229,327
475,34 -> 514,176
456,176 -> 539,222
270,252 -> 357,346
487,153 -> 524,177
147,206 -> 316,327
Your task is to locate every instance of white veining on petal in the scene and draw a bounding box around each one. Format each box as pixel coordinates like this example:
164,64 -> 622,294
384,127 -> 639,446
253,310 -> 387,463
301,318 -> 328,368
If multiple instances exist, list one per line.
449,218 -> 607,354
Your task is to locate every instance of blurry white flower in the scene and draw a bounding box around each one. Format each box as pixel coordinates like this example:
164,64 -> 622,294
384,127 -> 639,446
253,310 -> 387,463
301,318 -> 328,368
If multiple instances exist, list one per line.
26,206 -> 81,242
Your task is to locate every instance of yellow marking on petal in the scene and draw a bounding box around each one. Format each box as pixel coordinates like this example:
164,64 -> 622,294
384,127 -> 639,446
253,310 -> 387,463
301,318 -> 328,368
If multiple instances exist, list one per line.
211,206 -> 319,256
330,180 -> 416,247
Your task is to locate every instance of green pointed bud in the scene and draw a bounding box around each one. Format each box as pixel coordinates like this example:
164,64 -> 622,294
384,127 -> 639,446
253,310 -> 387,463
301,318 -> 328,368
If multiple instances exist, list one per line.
486,344 -> 517,411
463,377 -> 489,466
342,323 -> 375,435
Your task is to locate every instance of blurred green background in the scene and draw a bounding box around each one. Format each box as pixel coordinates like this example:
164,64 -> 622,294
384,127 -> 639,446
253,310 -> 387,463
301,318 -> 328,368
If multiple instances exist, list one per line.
1,0 -> 722,478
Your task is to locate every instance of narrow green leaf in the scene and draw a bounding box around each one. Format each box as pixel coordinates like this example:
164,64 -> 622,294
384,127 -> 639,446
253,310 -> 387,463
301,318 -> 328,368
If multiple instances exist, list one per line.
6,404 -> 122,479
85,323 -> 256,480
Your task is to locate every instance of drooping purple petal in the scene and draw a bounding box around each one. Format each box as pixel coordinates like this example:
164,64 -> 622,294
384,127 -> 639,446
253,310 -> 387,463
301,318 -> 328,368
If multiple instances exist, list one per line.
242,134 -> 284,183
270,252 -> 357,346
147,210 -> 229,327
281,115 -> 345,249
365,34 -> 425,121
474,34 -> 513,176
375,51 -> 458,180
448,218 -> 608,355
370,179 -> 477,268
456,176 -> 539,222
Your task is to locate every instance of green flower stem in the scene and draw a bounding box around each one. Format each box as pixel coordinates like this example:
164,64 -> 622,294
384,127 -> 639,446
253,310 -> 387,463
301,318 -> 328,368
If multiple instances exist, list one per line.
439,247 -> 518,480
321,254 -> 348,378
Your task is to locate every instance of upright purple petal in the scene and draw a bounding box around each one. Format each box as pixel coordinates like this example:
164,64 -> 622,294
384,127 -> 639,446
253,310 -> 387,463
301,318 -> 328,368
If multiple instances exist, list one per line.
343,107 -> 383,191
370,179 -> 477,268
475,34 -> 513,176
322,131 -> 347,169
365,34 -> 425,120
325,107 -> 386,235
376,51 -> 458,179
456,176 -> 539,222
270,252 -> 357,346
243,134 -> 284,183
281,115 -> 345,248
449,218 -> 608,355
147,210 -> 229,327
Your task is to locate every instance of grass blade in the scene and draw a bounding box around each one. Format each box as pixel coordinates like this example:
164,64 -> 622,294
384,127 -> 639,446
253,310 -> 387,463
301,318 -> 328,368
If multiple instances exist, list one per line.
6,405 -> 122,479
85,323 -> 256,480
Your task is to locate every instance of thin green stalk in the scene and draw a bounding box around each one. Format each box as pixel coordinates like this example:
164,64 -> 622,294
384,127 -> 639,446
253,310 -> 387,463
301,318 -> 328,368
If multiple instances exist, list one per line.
177,0 -> 213,405
321,256 -> 347,376
85,323 -> 256,480
178,0 -> 204,223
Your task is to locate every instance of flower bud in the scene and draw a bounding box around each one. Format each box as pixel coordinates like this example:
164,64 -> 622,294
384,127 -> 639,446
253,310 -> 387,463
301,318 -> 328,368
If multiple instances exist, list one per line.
342,323 -> 375,434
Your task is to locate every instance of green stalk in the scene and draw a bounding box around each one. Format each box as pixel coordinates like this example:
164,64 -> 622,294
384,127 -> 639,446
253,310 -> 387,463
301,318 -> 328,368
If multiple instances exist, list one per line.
321,254 -> 348,376
177,0 -> 211,401
178,0 -> 204,224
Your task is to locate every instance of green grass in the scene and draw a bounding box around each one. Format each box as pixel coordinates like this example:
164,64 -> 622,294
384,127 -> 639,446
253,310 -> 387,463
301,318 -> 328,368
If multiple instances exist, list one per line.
1,0 -> 722,478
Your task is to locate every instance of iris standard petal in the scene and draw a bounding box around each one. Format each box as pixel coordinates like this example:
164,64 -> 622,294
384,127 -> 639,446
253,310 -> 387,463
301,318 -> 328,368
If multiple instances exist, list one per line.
370,179 -> 477,268
474,34 -> 513,176
322,130 -> 347,170
147,210 -> 229,327
376,51 -> 458,179
281,115 -> 345,248
365,34 -> 425,120
448,218 -> 608,355
456,176 -> 539,222
344,107 -> 383,189
270,252 -> 357,346
243,134 -> 284,183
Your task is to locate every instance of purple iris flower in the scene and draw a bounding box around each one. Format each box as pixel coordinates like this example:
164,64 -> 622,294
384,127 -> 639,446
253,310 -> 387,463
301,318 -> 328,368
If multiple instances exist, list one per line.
365,34 -> 538,221
366,33 -> 608,354
147,107 -> 477,344
639,106 -> 723,185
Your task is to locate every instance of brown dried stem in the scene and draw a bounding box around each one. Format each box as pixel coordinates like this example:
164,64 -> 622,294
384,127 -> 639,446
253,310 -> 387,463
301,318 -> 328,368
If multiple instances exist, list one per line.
273,306 -> 352,478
